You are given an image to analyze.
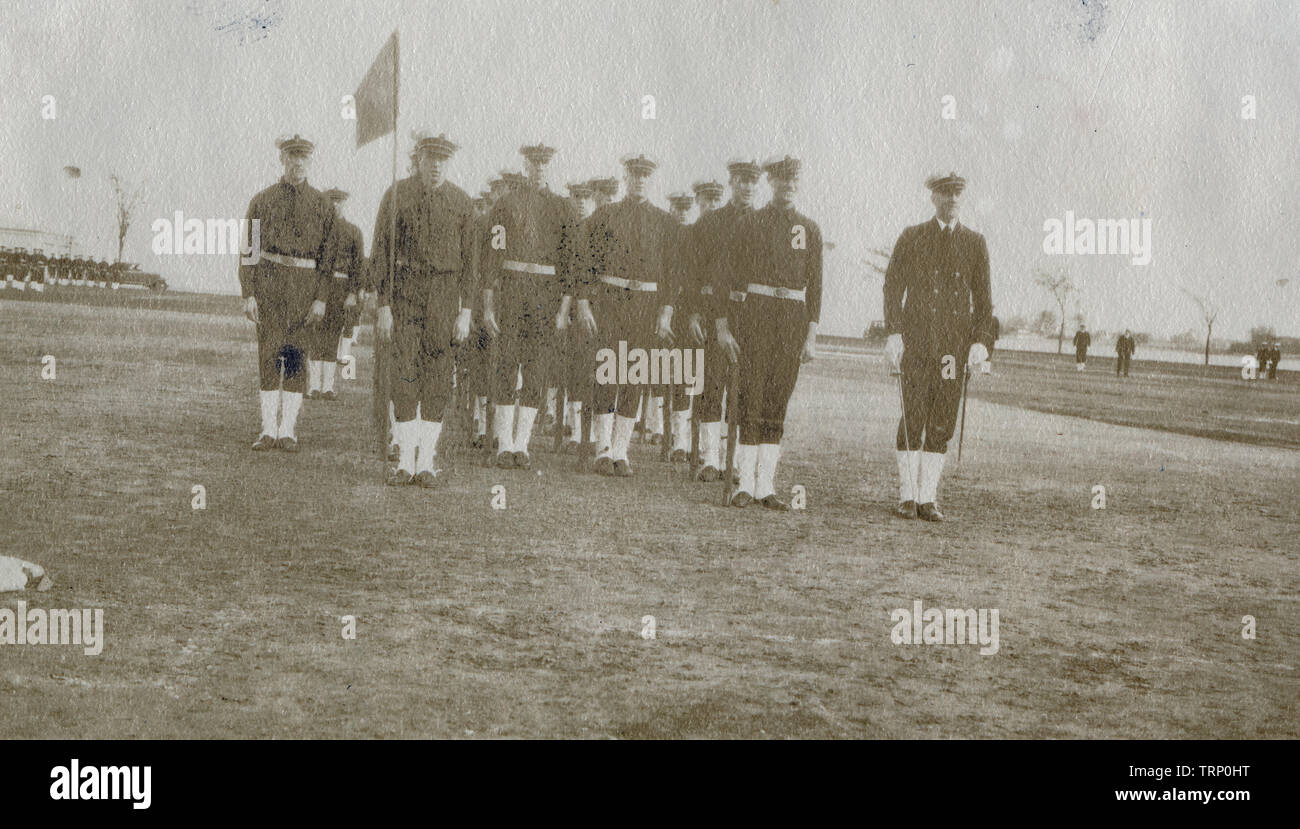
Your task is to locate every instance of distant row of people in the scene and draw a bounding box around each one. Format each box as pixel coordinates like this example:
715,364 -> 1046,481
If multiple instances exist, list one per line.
0,248 -> 120,284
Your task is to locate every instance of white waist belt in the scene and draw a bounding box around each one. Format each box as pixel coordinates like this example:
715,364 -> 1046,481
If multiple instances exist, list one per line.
699,285 -> 714,295
504,260 -> 557,275
599,275 -> 657,292
262,251 -> 317,269
333,271 -> 349,280
729,290 -> 747,302
746,283 -> 805,302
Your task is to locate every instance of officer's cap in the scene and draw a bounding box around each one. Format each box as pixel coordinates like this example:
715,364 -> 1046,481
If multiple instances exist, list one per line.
567,182 -> 594,199
501,171 -> 526,189
762,155 -> 801,180
726,158 -> 762,178
925,171 -> 966,192
276,134 -> 315,155
620,154 -> 657,175
323,188 -> 349,202
667,192 -> 694,210
411,130 -> 458,159
692,180 -> 725,200
589,177 -> 620,196
520,144 -> 557,164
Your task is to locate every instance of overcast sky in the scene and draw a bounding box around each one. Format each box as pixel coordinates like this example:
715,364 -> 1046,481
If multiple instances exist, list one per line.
2,0 -> 1297,338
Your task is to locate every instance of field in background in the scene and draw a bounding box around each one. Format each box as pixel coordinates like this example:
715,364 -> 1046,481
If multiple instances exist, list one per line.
1,298 -> 1296,738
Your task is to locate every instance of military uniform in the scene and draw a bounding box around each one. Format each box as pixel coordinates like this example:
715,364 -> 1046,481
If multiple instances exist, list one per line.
581,155 -> 678,476
688,168 -> 754,480
656,191 -> 696,460
307,188 -> 364,401
1115,331 -> 1135,376
372,132 -> 477,485
1073,328 -> 1091,369
724,156 -> 822,508
484,145 -> 580,468
238,134 -> 336,451
884,172 -> 994,520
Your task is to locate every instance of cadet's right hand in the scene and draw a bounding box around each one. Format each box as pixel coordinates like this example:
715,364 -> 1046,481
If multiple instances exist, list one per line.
688,313 -> 705,345
885,333 -> 904,372
576,300 -> 597,337
244,296 -> 258,324
376,305 -> 393,341
717,330 -> 741,365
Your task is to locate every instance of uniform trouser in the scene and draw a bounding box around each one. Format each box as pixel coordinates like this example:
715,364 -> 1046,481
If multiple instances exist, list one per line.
896,347 -> 965,454
310,279 -> 350,359
1076,349 -> 1087,363
592,286 -> 659,419
389,291 -> 457,423
1116,354 -> 1130,375
254,267 -> 319,393
734,294 -> 806,444
373,337 -> 392,446
493,282 -> 559,408
695,331 -> 727,422
565,323 -> 593,406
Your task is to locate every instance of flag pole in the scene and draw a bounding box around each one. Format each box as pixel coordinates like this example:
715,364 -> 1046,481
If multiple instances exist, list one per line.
386,30 -> 399,319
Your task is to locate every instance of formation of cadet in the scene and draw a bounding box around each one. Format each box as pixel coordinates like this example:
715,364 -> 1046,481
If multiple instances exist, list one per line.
883,172 -> 994,522
1073,324 -> 1091,370
1,249 -> 128,290
1115,329 -> 1135,376
233,132 -> 1009,519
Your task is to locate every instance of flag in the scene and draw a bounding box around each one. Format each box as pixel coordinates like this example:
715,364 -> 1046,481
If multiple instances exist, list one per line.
353,31 -> 398,149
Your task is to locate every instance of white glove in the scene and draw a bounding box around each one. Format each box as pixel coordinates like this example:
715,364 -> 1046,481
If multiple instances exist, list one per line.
967,343 -> 988,369
885,333 -> 904,370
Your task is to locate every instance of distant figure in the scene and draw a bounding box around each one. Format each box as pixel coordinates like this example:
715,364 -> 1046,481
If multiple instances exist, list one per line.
1073,325 -> 1091,371
1269,342 -> 1282,380
1255,341 -> 1269,380
1115,329 -> 1135,376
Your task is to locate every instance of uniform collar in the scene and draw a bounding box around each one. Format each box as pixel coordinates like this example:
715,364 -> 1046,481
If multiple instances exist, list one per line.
280,176 -> 309,193
934,216 -> 959,233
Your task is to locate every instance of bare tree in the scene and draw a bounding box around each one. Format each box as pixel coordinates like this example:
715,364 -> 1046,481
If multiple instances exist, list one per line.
1034,268 -> 1074,353
861,246 -> 892,278
108,174 -> 145,265
1181,289 -> 1219,366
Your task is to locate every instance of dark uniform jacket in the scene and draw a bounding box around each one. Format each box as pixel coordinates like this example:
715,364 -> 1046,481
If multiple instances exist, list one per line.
581,196 -> 678,301
884,218 -> 993,356
371,175 -> 477,316
727,202 -> 824,325
1116,335 -> 1135,357
328,217 -> 366,298
483,185 -> 580,305
238,177 -> 336,309
1073,330 -> 1091,355
688,201 -> 754,323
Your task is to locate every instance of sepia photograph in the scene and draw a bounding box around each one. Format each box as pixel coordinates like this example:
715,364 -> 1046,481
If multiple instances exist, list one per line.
0,0 -> 1295,773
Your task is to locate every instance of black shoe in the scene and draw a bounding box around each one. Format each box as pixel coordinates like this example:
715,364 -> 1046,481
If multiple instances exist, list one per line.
496,451 -> 515,469
385,468 -> 413,486
594,456 -> 614,476
512,451 -> 531,470
470,435 -> 485,450
895,500 -> 917,519
695,465 -> 720,483
760,494 -> 791,512
413,470 -> 441,488
729,490 -> 753,508
563,440 -> 579,454
917,502 -> 944,522
613,459 -> 632,477
307,390 -> 321,400
276,437 -> 299,453
385,443 -> 400,462
321,390 -> 337,401
647,433 -> 661,445
669,448 -> 688,463
252,434 -> 277,451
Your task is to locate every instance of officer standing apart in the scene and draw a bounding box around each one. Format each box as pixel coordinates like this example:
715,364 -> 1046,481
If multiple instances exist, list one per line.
372,131 -> 477,487
577,154 -> 677,477
722,155 -> 821,510
307,188 -> 363,401
690,161 -> 760,482
239,134 -> 335,452
482,143 -> 580,470
1073,324 -> 1090,371
1115,329 -> 1135,377
884,172 -> 994,521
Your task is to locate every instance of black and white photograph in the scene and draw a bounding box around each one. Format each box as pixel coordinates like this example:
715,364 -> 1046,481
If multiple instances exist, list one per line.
0,0 -> 1295,777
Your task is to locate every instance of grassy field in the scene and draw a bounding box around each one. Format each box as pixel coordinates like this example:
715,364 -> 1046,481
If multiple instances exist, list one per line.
1,296 -> 1297,738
